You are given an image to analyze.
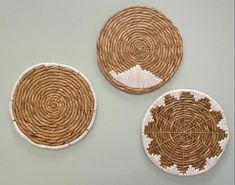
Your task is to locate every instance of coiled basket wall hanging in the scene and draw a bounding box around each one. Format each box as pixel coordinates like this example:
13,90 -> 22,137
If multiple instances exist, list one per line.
97,6 -> 183,94
10,63 -> 97,149
142,89 -> 229,176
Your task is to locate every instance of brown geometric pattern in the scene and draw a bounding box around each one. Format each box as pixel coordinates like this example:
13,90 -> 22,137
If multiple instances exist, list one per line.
142,90 -> 229,175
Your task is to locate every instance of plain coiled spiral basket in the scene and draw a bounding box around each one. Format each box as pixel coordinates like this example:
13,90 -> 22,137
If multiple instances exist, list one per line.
142,89 -> 229,176
10,63 -> 97,149
97,6 -> 183,94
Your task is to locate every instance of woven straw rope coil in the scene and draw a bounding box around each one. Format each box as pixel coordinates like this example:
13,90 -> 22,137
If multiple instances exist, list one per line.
10,63 -> 97,149
97,6 -> 183,94
142,89 -> 229,176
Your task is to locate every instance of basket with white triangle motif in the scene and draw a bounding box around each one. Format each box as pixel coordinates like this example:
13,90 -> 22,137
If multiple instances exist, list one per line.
142,89 -> 229,176
97,6 -> 183,94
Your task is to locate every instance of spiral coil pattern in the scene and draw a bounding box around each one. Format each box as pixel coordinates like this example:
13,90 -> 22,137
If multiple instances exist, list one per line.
142,90 -> 229,176
97,6 -> 183,94
10,64 -> 96,149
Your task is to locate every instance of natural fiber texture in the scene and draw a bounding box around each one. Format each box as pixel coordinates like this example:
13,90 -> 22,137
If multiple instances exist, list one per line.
97,6 -> 183,94
10,63 -> 97,149
142,89 -> 229,176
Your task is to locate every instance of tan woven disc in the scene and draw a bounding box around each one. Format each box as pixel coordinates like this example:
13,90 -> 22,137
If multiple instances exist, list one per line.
10,63 -> 97,149
142,89 -> 229,176
97,6 -> 183,94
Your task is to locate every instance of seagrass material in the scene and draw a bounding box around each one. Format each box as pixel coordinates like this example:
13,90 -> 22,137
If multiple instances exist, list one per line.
142,89 -> 229,176
10,63 -> 97,149
97,6 -> 183,94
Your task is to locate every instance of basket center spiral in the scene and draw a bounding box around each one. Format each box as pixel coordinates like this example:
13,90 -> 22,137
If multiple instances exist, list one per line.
128,37 -> 151,61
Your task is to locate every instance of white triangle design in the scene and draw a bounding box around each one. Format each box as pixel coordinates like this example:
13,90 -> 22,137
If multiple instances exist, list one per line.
109,65 -> 162,88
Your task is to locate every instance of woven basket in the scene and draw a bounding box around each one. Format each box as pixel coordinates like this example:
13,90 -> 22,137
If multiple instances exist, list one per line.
97,6 -> 183,94
142,89 -> 229,176
10,63 -> 97,149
